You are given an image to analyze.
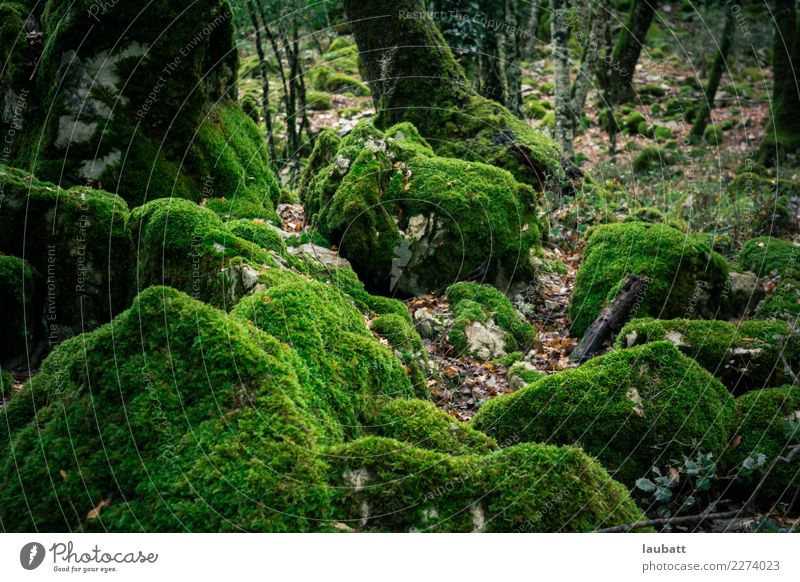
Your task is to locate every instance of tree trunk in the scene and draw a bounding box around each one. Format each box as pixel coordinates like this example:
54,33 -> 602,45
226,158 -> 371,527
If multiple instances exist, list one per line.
760,0 -> 800,163
343,0 -> 573,191
246,0 -> 275,160
571,4 -> 606,124
603,0 -> 659,103
570,274 -> 649,363
690,7 -> 735,140
525,0 -> 542,54
504,0 -> 524,117
551,0 -> 574,158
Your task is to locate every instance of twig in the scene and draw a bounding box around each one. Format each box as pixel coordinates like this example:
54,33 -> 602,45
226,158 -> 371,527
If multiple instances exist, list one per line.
597,509 -> 743,533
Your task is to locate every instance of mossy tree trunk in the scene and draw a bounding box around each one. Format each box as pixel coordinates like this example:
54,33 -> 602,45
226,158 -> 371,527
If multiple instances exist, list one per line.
551,0 -> 574,158
479,0 -> 506,104
504,0 -> 524,116
602,0 -> 659,103
760,0 -> 800,163
525,0 -> 543,54
343,0 -> 571,191
690,7 -> 735,140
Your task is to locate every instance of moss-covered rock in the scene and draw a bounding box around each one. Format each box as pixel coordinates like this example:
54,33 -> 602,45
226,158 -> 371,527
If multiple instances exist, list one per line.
225,218 -> 285,253
130,198 -> 280,308
3,1 -> 280,214
0,165 -> 131,343
617,318 -> 799,393
370,313 -> 429,398
325,437 -> 646,532
368,399 -> 496,455
471,342 -> 735,485
569,222 -> 730,336
0,254 -> 37,366
738,237 -> 800,279
727,386 -> 800,506
446,282 -> 536,360
0,284 -> 644,532
632,146 -> 677,173
507,361 -> 545,388
310,65 -> 370,96
303,121 -> 542,295
307,90 -> 333,111
758,277 -> 800,320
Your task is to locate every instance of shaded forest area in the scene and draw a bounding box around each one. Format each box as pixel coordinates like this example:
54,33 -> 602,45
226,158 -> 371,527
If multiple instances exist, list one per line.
0,0 -> 799,533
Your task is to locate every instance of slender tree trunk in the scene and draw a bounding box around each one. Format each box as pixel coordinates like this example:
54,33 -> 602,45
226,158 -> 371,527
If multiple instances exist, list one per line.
479,0 -> 506,103
504,0 -> 524,116
690,7 -> 735,140
551,0 -> 574,158
603,0 -> 659,103
760,0 -> 800,163
525,0 -> 542,54
246,0 -> 276,160
571,4 -> 606,125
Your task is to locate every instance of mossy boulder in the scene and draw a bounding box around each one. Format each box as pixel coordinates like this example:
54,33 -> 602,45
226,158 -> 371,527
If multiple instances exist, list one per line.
758,277 -> 800,320
368,399 -> 496,455
446,282 -> 536,360
225,218 -> 285,253
130,198 -> 280,308
310,65 -> 370,96
632,146 -> 677,173
617,318 -> 799,393
303,121 -> 542,295
738,237 -> 800,279
624,111 -> 647,133
325,437 -> 646,532
370,313 -> 429,398
569,222 -> 730,336
2,1 -> 280,214
507,361 -> 545,389
727,386 -> 800,506
471,342 -> 735,485
0,165 -> 131,343
0,284 -> 644,532
307,90 -> 333,111
0,254 -> 37,367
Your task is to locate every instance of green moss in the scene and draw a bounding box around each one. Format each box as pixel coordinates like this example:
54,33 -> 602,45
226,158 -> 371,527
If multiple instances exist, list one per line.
369,399 -> 496,455
758,277 -> 800,320
328,37 -> 355,52
226,219 -> 285,253
727,386 -> 800,505
310,65 -> 370,96
524,98 -> 551,120
738,237 -> 800,279
471,342 -> 735,485
304,121 -> 542,295
370,314 -> 429,398
569,222 -> 730,335
704,125 -> 724,145
616,318 -> 799,392
507,362 -> 545,386
325,437 -> 646,532
632,146 -> 677,173
0,165 -> 131,341
306,90 -> 333,111
298,128 -> 341,199
446,282 -> 536,358
0,254 -> 37,366
625,111 -> 647,133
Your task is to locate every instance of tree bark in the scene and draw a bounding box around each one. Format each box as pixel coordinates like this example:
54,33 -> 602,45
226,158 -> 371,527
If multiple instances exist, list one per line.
690,7 -> 735,140
551,0 -> 574,158
504,0 -> 524,117
525,0 -> 542,54
570,274 -> 648,363
246,0 -> 276,160
760,0 -> 800,163
603,0 -> 659,103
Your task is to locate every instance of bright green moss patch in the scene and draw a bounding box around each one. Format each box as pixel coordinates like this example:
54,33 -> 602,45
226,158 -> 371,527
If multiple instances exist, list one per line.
310,65 -> 370,96
507,362 -> 545,387
738,237 -> 800,279
632,146 -> 677,173
370,313 -> 429,398
446,282 -> 536,359
368,399 -> 496,455
226,219 -> 285,253
325,437 -> 646,532
307,90 -> 333,111
471,342 -> 735,486
303,121 -> 542,295
569,222 -> 730,336
617,318 -> 799,392
727,386 -> 800,506
758,277 -> 800,320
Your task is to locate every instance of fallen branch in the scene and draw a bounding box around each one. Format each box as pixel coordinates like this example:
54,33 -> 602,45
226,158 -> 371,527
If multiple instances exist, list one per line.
571,274 -> 648,363
597,509 -> 743,533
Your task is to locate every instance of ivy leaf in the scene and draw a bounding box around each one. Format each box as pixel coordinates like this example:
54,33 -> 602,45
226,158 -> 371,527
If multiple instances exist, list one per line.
655,486 -> 673,503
